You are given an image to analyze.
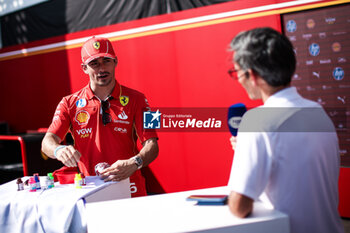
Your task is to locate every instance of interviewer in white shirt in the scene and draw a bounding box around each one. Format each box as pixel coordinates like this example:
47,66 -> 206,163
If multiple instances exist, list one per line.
227,27 -> 344,233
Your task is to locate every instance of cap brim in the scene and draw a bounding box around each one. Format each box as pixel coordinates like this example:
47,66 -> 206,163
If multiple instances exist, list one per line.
84,53 -> 116,64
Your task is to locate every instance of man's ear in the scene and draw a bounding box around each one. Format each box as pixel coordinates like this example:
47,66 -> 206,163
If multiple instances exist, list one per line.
247,69 -> 258,86
249,69 -> 266,88
81,63 -> 88,74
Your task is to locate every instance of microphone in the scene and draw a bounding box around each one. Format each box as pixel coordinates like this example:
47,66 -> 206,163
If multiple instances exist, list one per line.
227,103 -> 247,136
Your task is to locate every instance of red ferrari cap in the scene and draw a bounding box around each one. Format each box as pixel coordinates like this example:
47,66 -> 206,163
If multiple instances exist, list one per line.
81,36 -> 116,64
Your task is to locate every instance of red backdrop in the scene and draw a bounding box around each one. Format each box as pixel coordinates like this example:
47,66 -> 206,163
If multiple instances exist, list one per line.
1,1 -> 348,217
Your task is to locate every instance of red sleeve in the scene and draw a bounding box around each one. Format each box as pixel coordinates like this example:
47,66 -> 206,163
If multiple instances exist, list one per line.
134,94 -> 158,144
47,98 -> 71,141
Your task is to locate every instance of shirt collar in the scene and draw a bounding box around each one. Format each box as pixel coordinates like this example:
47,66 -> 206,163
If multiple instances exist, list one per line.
264,86 -> 300,107
109,80 -> 121,99
84,80 -> 121,100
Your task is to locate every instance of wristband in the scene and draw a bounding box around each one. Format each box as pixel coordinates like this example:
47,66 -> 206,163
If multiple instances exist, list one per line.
54,145 -> 67,158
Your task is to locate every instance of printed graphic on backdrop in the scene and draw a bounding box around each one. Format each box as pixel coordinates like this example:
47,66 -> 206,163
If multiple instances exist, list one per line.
283,4 -> 350,166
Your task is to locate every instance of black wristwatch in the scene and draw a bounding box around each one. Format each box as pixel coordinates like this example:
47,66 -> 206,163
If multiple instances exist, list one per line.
132,155 -> 143,169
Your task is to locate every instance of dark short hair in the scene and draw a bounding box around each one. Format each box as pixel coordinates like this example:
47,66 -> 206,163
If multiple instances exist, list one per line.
230,27 -> 296,87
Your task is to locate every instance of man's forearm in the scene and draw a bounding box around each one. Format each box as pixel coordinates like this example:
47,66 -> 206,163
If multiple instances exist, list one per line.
41,132 -> 62,159
137,137 -> 159,167
228,191 -> 253,218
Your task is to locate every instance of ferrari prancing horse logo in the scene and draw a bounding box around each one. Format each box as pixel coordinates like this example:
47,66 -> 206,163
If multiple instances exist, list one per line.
120,96 -> 129,106
93,42 -> 100,50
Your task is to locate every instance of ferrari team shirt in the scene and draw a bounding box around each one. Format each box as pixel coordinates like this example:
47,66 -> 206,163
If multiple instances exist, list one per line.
48,81 -> 158,197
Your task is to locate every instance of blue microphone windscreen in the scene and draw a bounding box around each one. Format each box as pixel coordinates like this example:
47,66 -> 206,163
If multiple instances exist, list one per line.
227,103 -> 247,136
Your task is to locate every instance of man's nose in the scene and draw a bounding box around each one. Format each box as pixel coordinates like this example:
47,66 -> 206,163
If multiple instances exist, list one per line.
98,62 -> 107,70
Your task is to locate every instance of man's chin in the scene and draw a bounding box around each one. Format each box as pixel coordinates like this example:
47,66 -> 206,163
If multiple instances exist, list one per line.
97,78 -> 113,86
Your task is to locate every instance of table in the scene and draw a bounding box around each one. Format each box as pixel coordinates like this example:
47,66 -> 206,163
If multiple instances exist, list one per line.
0,176 -> 131,233
85,186 -> 290,233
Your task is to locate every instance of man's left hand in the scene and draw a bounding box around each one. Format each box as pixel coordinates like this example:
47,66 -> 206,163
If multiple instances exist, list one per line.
100,159 -> 137,182
230,136 -> 238,151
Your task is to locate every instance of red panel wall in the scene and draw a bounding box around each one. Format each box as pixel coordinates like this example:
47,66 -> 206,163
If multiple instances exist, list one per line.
113,16 -> 280,192
0,0 -> 272,193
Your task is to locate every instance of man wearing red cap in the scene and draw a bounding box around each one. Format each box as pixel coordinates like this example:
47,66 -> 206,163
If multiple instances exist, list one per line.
41,36 -> 159,197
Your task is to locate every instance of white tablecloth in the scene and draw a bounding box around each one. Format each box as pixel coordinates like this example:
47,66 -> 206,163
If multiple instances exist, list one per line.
0,176 -> 126,233
86,186 -> 290,233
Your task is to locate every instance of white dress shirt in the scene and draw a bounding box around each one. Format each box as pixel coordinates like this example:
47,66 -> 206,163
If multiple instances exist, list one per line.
228,87 -> 344,233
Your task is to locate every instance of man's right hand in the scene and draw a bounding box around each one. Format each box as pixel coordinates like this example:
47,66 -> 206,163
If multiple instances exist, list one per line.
55,145 -> 81,167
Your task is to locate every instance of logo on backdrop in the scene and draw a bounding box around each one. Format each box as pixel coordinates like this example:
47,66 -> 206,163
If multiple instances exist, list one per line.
309,43 -> 320,56
286,20 -> 297,32
306,19 -> 315,29
143,110 -> 161,129
333,67 -> 344,81
325,17 -> 336,24
332,42 -> 341,52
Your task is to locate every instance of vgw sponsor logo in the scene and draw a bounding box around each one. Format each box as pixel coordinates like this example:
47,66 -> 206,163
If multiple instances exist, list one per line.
76,128 -> 92,138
